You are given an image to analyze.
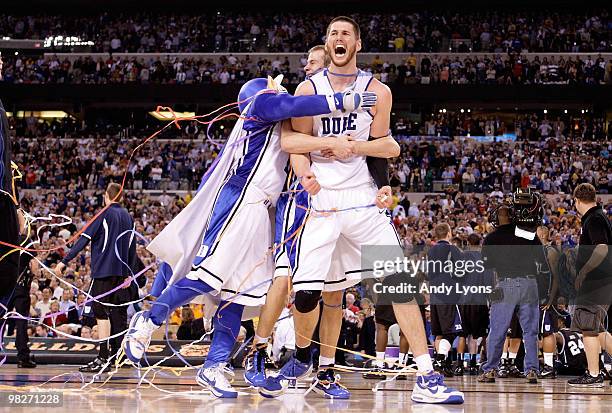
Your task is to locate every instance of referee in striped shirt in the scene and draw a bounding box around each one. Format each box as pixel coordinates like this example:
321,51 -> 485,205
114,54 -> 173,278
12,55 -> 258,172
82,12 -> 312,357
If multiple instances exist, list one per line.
55,183 -> 137,373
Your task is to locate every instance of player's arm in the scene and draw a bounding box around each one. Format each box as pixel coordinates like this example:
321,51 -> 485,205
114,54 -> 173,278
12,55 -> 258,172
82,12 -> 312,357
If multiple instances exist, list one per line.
280,81 -> 357,158
252,87 -> 371,124
352,80 -> 400,159
284,82 -> 324,195
55,213 -> 102,275
543,247 -> 560,308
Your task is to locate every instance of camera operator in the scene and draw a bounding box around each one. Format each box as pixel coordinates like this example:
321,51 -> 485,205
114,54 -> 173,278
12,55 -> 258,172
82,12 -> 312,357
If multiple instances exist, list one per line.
478,190 -> 550,385
567,183 -> 612,387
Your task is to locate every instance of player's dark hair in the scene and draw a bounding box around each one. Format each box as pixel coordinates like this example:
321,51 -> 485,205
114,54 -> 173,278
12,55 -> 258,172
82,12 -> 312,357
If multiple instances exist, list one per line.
326,16 -> 361,39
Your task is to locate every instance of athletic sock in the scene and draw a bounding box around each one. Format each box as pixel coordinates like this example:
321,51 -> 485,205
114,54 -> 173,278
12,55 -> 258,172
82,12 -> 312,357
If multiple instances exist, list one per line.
470,354 -> 477,367
508,351 -> 518,365
543,352 -> 554,367
99,340 -> 109,360
255,335 -> 269,345
296,344 -> 312,364
375,351 -> 386,368
399,352 -> 407,366
438,339 -> 452,358
457,353 -> 464,366
415,354 -> 434,374
319,356 -> 335,369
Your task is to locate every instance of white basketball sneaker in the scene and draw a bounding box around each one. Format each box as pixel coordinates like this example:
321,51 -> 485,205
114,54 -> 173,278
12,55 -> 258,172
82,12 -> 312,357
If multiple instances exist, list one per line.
196,363 -> 238,398
123,311 -> 159,363
411,371 -> 464,404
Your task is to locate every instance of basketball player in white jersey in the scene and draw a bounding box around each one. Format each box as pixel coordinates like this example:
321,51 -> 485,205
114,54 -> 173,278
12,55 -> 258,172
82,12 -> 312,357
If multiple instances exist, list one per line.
262,17 -> 464,404
245,46 -> 366,394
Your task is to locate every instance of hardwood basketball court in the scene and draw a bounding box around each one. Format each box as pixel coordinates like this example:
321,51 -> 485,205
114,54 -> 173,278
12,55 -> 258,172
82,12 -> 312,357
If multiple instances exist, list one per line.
1,365 -> 611,412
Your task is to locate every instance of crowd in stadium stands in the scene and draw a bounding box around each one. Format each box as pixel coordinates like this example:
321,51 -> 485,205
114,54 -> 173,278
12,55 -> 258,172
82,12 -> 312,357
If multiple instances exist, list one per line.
9,113 -> 611,196
393,112 -> 611,140
1,53 -> 612,85
1,10 -> 610,53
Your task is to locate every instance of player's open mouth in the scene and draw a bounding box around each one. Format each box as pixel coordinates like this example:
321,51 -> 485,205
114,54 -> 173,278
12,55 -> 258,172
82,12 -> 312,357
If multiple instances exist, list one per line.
334,44 -> 347,57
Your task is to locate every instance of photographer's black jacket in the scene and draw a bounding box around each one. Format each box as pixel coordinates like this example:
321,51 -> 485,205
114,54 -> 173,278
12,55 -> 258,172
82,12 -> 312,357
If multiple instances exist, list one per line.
482,224 -> 549,278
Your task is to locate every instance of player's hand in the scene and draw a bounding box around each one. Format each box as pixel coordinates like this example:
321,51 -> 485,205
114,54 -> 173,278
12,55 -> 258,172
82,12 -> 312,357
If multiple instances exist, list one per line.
333,90 -> 377,112
54,262 -> 66,277
300,173 -> 321,196
321,136 -> 354,160
375,186 -> 393,209
574,269 -> 586,291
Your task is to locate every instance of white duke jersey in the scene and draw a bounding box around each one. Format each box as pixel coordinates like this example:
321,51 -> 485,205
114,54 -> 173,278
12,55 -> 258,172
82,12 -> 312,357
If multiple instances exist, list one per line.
309,69 -> 375,189
229,121 -> 288,206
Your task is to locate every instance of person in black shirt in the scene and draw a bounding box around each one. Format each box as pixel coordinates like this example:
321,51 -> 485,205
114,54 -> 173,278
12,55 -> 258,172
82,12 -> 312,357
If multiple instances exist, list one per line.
54,183 -> 137,374
0,52 -> 21,305
478,205 -> 549,384
568,183 -> 612,387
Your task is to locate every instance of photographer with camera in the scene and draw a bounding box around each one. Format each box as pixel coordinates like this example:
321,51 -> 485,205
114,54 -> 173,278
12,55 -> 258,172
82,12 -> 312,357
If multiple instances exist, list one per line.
478,189 -> 550,384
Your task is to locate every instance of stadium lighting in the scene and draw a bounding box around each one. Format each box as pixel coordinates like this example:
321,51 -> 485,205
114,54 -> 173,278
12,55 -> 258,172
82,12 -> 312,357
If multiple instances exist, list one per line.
543,109 -> 548,114
442,108 -> 447,113
460,109 -> 464,113
581,109 -> 585,114
438,109 -> 442,113
467,109 -> 471,113
564,109 -> 568,114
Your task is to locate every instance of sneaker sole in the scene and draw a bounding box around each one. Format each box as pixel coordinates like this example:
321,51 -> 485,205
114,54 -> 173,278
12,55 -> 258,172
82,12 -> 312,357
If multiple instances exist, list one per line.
567,382 -> 605,388
196,374 -> 238,398
123,311 -> 148,364
312,385 -> 350,399
258,384 -> 286,399
411,393 -> 465,404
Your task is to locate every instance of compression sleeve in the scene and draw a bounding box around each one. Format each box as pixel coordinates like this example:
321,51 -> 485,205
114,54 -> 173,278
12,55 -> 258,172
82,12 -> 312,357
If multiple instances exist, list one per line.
366,156 -> 390,188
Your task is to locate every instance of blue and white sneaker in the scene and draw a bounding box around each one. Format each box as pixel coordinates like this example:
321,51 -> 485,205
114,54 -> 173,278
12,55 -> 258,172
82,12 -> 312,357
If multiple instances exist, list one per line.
244,348 -> 268,387
411,371 -> 464,404
196,363 -> 238,398
312,368 -> 350,399
258,356 -> 312,398
122,311 -> 159,364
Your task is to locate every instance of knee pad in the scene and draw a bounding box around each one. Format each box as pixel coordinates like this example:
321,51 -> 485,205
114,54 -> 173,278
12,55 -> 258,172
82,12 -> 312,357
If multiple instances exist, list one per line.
294,290 -> 322,313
